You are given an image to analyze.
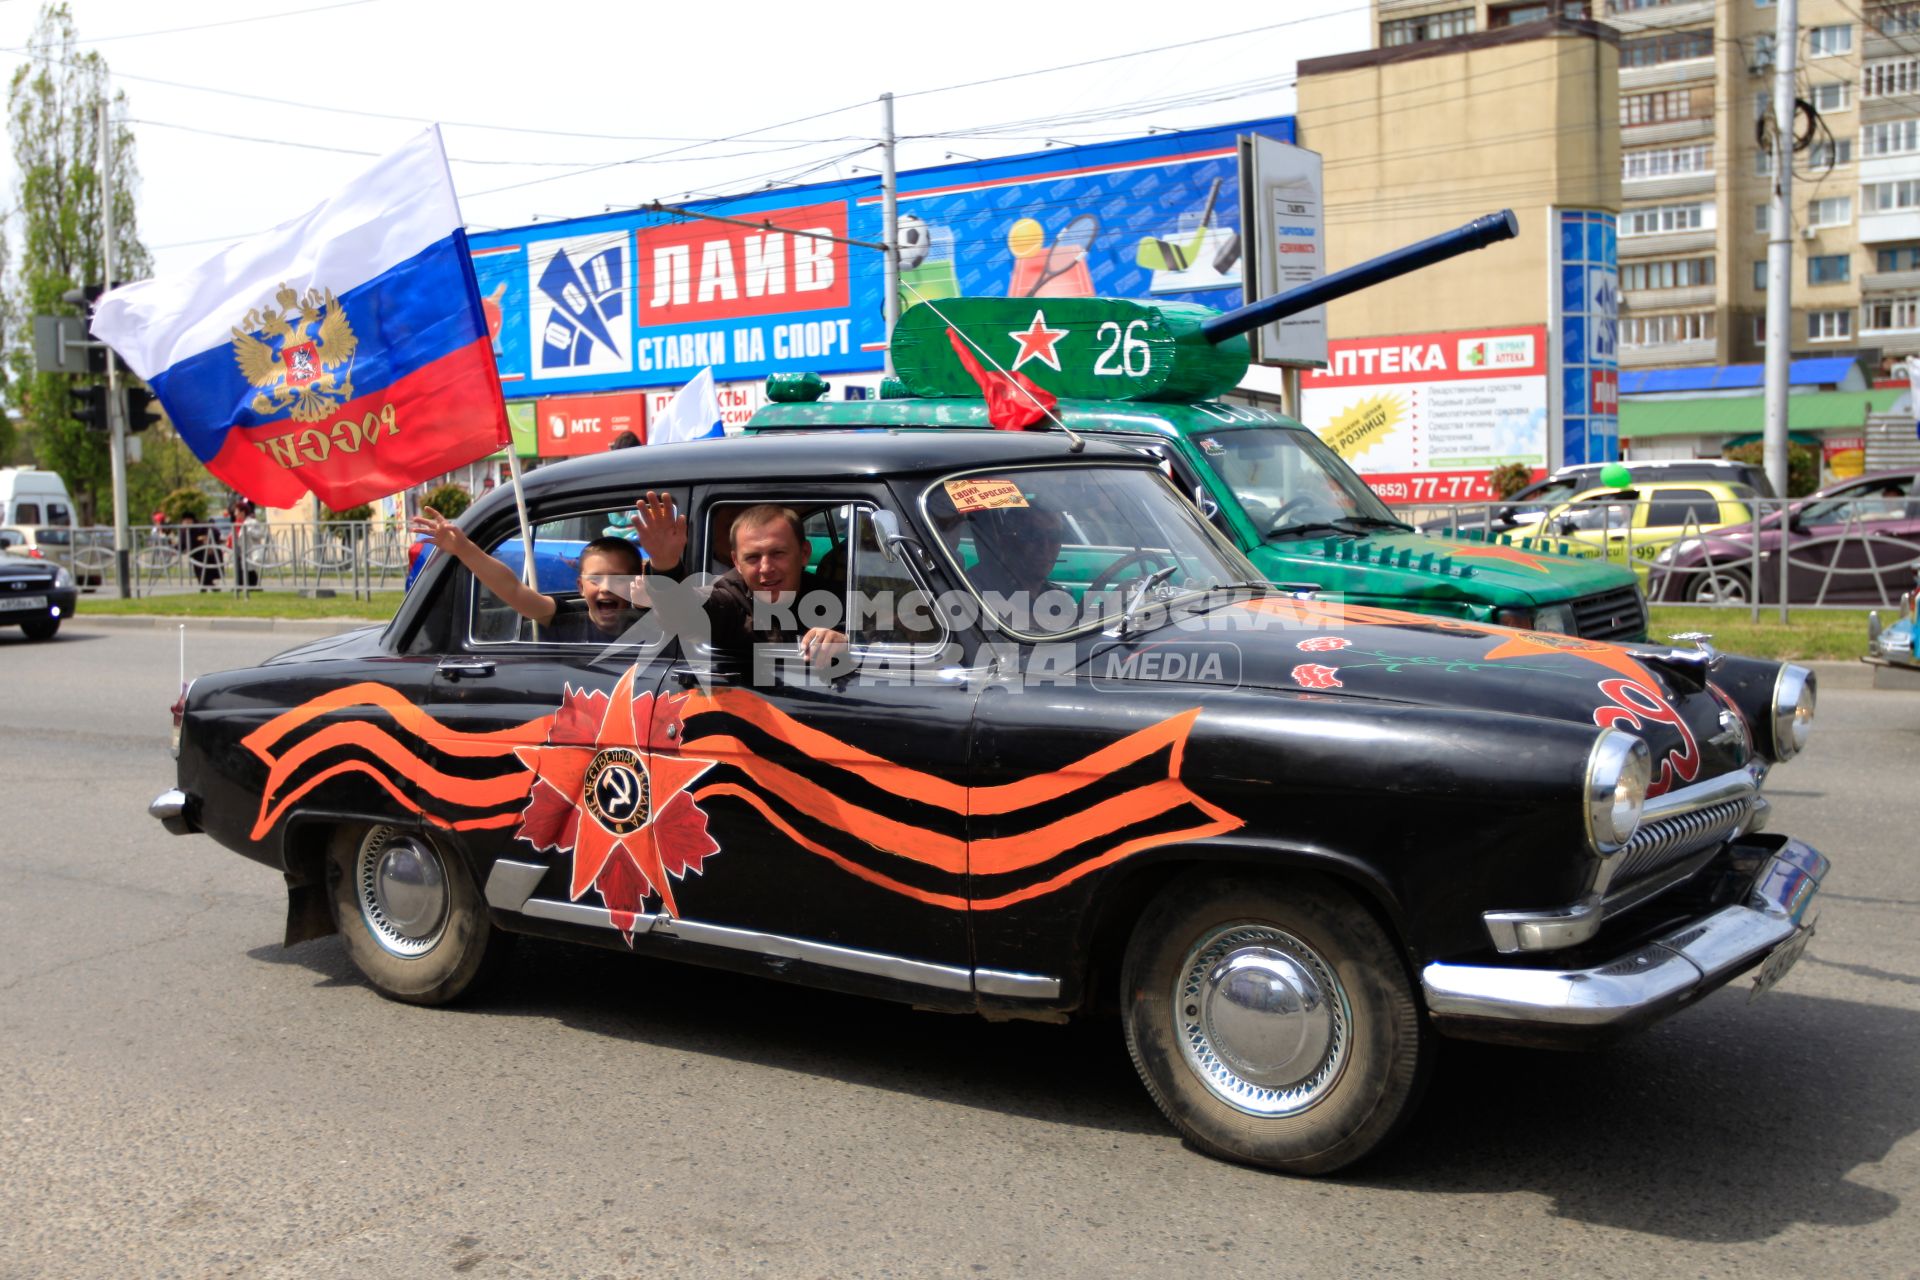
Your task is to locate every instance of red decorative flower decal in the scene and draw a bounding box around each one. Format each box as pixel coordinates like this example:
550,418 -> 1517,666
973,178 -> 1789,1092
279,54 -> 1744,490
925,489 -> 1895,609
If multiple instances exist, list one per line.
1290,663 -> 1344,690
1295,635 -> 1352,652
514,668 -> 717,943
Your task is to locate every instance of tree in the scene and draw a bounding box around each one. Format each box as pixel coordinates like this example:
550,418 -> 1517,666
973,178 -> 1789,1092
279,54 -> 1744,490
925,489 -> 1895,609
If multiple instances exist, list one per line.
3,3 -> 152,522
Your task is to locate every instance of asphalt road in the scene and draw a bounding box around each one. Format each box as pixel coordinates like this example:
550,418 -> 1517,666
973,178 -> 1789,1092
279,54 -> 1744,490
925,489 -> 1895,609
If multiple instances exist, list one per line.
2,623 -> 1916,1279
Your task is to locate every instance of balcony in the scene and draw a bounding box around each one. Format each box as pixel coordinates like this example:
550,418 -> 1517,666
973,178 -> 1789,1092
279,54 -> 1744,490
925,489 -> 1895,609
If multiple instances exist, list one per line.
1620,337 -> 1718,366
1620,117 -> 1714,145
1603,1 -> 1714,31
1621,284 -> 1716,308
1859,209 -> 1920,243
1863,267 -> 1920,292
1620,58 -> 1715,92
1619,228 -> 1717,256
1622,171 -> 1715,199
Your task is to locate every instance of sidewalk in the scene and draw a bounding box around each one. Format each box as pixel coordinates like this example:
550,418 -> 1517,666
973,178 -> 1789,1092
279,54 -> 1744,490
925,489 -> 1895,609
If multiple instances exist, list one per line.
68,614 -> 385,637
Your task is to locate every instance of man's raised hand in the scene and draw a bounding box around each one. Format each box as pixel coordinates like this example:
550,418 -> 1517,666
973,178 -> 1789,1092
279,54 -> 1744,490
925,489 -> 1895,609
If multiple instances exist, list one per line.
407,505 -> 470,555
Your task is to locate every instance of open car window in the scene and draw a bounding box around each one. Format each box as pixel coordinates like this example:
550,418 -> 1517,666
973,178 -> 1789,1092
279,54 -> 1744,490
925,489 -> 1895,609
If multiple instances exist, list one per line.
703,499 -> 946,655
467,504 -> 668,649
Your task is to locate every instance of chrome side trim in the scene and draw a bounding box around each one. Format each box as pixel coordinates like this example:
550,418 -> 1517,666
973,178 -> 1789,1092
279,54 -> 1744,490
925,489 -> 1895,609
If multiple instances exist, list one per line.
1431,839 -> 1828,1028
512,892 -> 1062,999
482,860 -> 548,912
976,968 -> 1065,999
1483,897 -> 1601,953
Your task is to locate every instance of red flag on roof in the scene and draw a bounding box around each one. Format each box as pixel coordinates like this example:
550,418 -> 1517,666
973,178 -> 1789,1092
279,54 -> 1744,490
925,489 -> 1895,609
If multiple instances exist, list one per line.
946,328 -> 1057,431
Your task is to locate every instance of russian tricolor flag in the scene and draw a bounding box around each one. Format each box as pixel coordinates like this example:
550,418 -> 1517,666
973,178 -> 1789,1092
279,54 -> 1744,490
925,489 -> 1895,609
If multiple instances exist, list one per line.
91,127 -> 509,510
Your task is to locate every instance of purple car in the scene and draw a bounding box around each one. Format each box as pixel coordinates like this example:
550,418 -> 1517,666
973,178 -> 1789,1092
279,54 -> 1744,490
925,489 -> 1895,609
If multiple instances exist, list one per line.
1649,469 -> 1920,604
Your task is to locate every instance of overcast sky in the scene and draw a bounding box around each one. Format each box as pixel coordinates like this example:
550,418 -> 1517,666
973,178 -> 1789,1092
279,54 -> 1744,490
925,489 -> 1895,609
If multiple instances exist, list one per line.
0,0 -> 1368,278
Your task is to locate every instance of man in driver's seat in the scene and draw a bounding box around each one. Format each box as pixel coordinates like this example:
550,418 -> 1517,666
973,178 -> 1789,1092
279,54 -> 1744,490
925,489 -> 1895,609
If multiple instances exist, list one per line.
964,502 -> 1078,632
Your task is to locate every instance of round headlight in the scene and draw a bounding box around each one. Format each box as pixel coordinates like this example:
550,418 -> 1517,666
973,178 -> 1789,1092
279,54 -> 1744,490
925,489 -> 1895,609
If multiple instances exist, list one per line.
1771,664 -> 1816,760
1586,729 -> 1651,853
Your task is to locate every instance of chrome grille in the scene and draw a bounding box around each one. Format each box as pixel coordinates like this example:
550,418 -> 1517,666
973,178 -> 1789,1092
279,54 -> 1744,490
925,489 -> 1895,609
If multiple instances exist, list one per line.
1572,586 -> 1648,642
1612,796 -> 1752,883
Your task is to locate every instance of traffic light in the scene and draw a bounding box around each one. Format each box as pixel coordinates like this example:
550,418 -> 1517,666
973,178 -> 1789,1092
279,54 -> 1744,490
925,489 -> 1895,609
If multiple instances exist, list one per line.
69,383 -> 110,433
124,385 -> 163,433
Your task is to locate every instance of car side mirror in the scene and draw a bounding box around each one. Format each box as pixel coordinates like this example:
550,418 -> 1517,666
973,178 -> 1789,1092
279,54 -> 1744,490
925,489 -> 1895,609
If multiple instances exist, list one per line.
869,509 -> 928,568
1556,517 -> 1577,535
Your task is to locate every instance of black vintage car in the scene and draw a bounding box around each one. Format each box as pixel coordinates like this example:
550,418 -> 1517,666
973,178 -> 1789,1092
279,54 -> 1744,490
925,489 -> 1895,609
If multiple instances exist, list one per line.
151,431 -> 1826,1174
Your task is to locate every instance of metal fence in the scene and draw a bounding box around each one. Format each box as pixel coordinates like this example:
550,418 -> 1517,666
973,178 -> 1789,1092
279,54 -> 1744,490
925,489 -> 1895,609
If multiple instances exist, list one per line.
22,520 -> 414,600
1407,496 -> 1920,621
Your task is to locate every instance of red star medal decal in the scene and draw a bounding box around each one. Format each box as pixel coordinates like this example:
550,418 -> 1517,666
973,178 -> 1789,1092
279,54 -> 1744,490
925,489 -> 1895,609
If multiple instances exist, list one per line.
513,668 -> 717,943
1007,310 -> 1069,372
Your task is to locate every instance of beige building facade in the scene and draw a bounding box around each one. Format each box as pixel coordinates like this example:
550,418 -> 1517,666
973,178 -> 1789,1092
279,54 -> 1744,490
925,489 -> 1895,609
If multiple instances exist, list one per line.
1368,0 -> 1920,374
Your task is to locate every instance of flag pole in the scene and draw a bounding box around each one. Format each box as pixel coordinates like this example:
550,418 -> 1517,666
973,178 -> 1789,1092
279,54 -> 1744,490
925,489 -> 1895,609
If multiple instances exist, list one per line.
433,123 -> 536,587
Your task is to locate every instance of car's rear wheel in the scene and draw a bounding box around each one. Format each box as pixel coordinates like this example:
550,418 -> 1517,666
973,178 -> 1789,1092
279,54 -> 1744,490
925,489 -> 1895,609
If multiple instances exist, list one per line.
1122,871 -> 1430,1175
327,824 -> 511,1005
1687,565 -> 1751,604
20,617 -> 59,641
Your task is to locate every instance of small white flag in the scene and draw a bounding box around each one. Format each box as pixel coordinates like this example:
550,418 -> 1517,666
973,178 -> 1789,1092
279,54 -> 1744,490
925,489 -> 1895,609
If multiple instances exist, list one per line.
652,367 -> 723,445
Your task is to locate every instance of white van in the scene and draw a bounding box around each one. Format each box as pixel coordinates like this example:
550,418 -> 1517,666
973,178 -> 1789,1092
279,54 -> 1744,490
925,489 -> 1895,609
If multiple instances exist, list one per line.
0,468 -> 76,529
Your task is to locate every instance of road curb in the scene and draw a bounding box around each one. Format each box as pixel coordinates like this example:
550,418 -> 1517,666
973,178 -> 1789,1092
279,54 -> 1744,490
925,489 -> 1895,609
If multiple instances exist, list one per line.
67,615 -> 385,636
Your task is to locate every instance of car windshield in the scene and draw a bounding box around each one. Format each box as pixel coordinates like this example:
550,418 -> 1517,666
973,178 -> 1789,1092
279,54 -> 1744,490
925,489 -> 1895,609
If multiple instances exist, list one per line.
923,464 -> 1263,638
1187,426 -> 1401,537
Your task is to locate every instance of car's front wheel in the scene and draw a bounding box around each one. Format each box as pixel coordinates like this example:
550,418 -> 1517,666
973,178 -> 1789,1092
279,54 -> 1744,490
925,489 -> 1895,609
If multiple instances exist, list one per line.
327,824 -> 511,1005
1122,871 -> 1430,1175
1687,565 -> 1752,604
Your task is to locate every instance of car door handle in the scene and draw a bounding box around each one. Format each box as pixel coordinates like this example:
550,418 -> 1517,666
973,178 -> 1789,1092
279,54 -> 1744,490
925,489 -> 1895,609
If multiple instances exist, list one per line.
437,656 -> 496,679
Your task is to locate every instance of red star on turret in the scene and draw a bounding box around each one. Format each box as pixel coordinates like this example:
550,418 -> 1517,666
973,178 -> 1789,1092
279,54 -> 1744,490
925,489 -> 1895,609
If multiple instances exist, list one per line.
1008,310 -> 1069,372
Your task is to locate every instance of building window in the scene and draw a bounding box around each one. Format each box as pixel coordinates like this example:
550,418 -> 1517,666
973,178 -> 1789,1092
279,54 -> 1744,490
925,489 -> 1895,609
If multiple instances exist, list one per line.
1755,260 -> 1769,289
1864,57 -> 1920,99
1808,254 -> 1852,284
1381,8 -> 1475,45
1812,81 -> 1851,113
1809,196 -> 1854,225
1865,296 -> 1920,329
1808,310 -> 1853,340
1757,149 -> 1775,176
1622,312 -> 1716,346
1865,180 -> 1920,212
1620,29 -> 1713,67
1753,316 -> 1768,344
1809,24 -> 1853,56
1756,204 -> 1771,233
1864,118 -> 1920,156
1876,3 -> 1920,38
1490,2 -> 1589,25
1610,0 -> 1688,9
1809,137 -> 1854,168
1877,245 -> 1920,271
1622,202 -> 1714,236
1622,89 -> 1705,126
1623,143 -> 1714,181
1622,257 -> 1715,291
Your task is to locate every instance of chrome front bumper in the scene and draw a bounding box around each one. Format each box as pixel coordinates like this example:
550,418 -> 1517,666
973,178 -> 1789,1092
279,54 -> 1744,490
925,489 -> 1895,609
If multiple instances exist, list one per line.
1424,837 -> 1826,1041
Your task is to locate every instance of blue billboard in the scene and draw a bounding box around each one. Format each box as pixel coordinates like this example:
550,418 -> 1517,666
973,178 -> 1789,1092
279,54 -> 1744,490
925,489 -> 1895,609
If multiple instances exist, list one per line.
466,115 -> 1295,394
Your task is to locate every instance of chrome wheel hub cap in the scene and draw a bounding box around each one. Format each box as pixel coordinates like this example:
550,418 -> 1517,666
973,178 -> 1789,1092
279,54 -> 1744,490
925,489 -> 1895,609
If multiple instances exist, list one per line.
1175,924 -> 1350,1117
356,828 -> 448,957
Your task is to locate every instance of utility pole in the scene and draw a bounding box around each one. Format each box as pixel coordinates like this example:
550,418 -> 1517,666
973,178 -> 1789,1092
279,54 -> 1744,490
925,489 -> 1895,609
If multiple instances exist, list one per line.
99,97 -> 130,599
1762,0 -> 1799,502
880,91 -> 900,377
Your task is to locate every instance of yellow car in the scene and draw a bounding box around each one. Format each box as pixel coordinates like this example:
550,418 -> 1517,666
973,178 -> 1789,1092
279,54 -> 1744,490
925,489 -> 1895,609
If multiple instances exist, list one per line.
1542,481 -> 1756,578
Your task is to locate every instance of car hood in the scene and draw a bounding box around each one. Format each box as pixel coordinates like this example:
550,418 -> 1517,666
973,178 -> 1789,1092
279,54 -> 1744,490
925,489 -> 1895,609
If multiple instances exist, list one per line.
1092,595 -> 1750,793
1258,527 -> 1637,607
261,624 -> 388,665
0,557 -> 57,583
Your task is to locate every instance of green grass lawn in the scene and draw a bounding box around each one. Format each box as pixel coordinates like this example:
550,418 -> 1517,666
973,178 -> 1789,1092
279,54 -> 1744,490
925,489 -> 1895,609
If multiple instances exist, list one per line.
1646,606 -> 1877,661
78,591 -> 404,620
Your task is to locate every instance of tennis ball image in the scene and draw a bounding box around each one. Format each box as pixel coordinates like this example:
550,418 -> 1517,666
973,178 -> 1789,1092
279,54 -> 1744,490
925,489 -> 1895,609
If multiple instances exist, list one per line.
1007,218 -> 1046,259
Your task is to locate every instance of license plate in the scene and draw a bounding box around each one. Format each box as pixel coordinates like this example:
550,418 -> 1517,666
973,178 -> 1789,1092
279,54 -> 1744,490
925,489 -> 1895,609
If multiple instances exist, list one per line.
1,595 -> 47,611
1750,922 -> 1815,1001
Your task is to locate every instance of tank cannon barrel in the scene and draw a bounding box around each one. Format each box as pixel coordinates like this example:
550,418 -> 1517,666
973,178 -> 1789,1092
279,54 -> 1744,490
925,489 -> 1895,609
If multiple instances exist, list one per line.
1200,209 -> 1520,346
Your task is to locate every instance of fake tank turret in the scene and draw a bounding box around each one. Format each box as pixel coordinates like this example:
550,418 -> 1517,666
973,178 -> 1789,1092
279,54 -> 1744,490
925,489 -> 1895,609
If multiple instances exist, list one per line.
749,211 -> 1650,642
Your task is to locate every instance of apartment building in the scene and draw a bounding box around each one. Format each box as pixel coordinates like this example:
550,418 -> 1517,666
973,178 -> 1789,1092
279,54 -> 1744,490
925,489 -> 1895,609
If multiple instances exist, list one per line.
1374,0 -> 1920,375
